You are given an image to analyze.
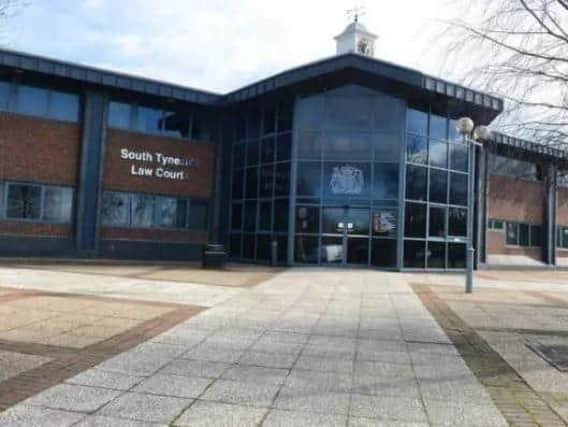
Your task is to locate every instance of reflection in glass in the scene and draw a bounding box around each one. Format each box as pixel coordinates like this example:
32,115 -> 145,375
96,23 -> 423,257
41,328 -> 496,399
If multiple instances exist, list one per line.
448,243 -> 466,268
296,206 -> 320,234
371,239 -> 397,268
406,134 -> 428,164
429,114 -> 447,141
429,140 -> 448,169
406,165 -> 427,201
297,162 -> 322,198
427,242 -> 446,269
246,140 -> 259,166
188,201 -> 208,230
406,109 -> 428,135
243,235 -> 255,259
404,240 -> 426,268
348,238 -> 369,264
261,137 -> 275,163
277,133 -> 292,162
163,112 -> 190,138
327,96 -> 374,129
259,166 -> 274,198
259,201 -> 272,231
450,173 -> 468,206
274,199 -> 289,232
232,170 -> 244,200
102,192 -> 129,226
375,132 -> 401,162
298,132 -> 324,159
18,85 -> 49,118
322,208 -> 345,234
231,203 -> 243,230
405,202 -> 427,238
295,236 -> 319,264
256,235 -> 272,261
155,196 -> 177,228
429,169 -> 448,204
0,81 -> 10,111
43,187 -> 73,223
372,209 -> 397,238
245,168 -> 259,199
131,194 -> 154,227
274,163 -> 291,197
321,237 -> 343,264
373,164 -> 399,200
429,206 -> 446,238
449,207 -> 467,237
450,143 -> 468,172
136,107 -> 162,134
244,201 -> 257,232
263,108 -> 276,134
230,234 -> 242,258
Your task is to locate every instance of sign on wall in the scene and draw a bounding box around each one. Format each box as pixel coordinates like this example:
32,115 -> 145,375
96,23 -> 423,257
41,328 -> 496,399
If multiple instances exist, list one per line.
120,148 -> 199,181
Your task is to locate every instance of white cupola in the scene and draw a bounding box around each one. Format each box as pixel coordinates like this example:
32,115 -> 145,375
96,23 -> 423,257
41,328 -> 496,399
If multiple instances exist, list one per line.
334,15 -> 378,57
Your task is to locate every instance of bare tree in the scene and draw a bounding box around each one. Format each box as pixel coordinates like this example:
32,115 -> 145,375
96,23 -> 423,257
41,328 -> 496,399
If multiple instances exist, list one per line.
445,0 -> 568,147
0,0 -> 26,45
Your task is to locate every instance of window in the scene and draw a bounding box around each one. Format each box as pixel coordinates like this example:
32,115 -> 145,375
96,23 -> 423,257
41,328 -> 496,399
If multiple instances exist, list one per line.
6,184 -> 41,220
429,114 -> 447,141
188,201 -> 208,230
429,140 -> 447,169
297,162 -> 322,198
155,196 -> 178,228
407,134 -> 428,164
449,208 -> 467,237
429,169 -> 448,204
108,102 -> 131,129
17,85 -> 49,118
0,80 -> 10,111
506,222 -> 519,246
136,107 -> 163,135
429,206 -> 446,238
519,224 -> 530,247
131,194 -> 155,227
163,112 -> 190,138
263,108 -> 276,135
450,173 -> 468,206
373,163 -> 399,200
43,186 -> 73,223
407,109 -> 428,135
102,192 -> 130,226
488,219 -> 505,231
450,144 -> 468,172
296,206 -> 320,234
404,240 -> 426,268
405,202 -> 427,238
428,242 -> 446,269
50,91 -> 80,122
406,165 -> 427,201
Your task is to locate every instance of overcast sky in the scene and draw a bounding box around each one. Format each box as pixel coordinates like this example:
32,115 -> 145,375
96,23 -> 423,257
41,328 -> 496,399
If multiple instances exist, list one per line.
5,0 -> 465,94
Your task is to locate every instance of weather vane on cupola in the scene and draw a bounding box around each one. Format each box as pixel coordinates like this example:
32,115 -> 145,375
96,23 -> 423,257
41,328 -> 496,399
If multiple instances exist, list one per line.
335,2 -> 378,57
346,2 -> 366,23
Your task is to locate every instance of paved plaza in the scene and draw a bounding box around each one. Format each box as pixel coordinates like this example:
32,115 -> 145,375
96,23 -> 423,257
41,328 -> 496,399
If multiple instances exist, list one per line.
0,265 -> 567,425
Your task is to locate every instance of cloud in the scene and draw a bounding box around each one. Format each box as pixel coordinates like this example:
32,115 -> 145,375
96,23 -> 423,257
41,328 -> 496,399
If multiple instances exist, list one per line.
7,0 -> 465,93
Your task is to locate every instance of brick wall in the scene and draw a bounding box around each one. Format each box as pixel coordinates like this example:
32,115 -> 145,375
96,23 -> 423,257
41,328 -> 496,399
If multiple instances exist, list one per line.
487,175 -> 544,260
0,113 -> 81,239
104,130 -> 215,198
556,187 -> 568,258
102,129 -> 215,245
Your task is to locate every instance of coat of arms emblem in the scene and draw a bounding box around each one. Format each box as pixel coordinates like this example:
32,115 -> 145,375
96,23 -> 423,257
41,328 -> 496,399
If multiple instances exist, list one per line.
330,165 -> 364,195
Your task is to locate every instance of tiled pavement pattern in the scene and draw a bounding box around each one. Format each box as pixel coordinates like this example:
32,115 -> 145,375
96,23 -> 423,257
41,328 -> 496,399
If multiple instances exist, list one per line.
420,282 -> 568,426
0,270 -> 507,426
0,287 -> 203,412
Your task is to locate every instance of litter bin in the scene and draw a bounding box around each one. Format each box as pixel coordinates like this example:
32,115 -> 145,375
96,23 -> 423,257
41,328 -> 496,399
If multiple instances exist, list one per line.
202,244 -> 227,269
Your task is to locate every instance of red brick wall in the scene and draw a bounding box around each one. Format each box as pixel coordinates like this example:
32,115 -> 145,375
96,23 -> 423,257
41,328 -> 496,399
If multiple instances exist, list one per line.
0,113 -> 81,239
102,129 -> 215,244
0,113 -> 81,185
100,228 -> 208,244
556,187 -> 568,258
486,175 -> 544,260
104,130 -> 215,198
487,175 -> 544,223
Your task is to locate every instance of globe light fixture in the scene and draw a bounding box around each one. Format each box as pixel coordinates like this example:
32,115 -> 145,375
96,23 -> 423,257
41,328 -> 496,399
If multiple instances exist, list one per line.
456,117 -> 475,135
474,125 -> 492,142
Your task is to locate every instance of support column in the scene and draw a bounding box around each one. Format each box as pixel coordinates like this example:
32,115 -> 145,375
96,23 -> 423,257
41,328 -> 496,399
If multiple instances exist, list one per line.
75,91 -> 108,257
544,163 -> 557,266
476,148 -> 489,266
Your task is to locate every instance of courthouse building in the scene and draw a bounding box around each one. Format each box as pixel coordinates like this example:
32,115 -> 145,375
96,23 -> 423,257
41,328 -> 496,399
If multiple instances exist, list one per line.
0,20 -> 566,270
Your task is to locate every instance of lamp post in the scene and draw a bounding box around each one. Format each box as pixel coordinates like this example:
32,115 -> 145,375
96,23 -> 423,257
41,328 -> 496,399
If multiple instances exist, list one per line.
456,118 -> 491,294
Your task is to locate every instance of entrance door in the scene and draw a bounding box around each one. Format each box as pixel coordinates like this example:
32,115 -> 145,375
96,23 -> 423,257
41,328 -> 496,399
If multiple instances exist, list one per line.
321,206 -> 370,266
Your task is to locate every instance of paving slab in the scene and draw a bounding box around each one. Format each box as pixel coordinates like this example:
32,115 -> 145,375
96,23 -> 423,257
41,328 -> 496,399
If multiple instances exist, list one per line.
0,405 -> 85,427
174,400 -> 267,427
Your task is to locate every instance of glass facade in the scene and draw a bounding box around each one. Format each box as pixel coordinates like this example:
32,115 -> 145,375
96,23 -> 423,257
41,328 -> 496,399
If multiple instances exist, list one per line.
227,84 -> 471,270
404,108 -> 469,269
229,102 -> 293,263
293,85 -> 404,268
